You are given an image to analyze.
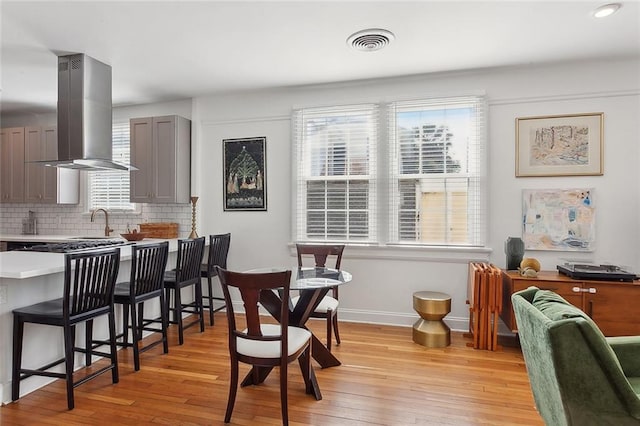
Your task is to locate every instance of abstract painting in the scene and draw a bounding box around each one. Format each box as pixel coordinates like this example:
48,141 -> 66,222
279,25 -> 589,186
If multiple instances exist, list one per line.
522,188 -> 595,251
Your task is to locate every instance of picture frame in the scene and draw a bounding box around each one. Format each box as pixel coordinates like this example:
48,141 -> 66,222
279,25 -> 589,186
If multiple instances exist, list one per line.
223,137 -> 267,211
522,188 -> 595,252
515,112 -> 603,177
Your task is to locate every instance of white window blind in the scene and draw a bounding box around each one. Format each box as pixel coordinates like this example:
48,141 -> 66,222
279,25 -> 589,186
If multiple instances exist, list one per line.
293,104 -> 378,242
388,96 -> 486,246
88,122 -> 135,211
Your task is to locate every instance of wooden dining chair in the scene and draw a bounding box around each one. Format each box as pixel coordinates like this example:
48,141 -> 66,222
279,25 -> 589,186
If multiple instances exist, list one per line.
111,241 -> 170,371
200,233 -> 231,325
12,248 -> 121,410
215,267 -> 319,426
163,237 -> 206,345
291,243 -> 345,351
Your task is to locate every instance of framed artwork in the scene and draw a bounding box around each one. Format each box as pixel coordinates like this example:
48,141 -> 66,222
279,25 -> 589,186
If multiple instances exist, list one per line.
516,112 -> 604,177
223,137 -> 267,211
522,188 -> 595,251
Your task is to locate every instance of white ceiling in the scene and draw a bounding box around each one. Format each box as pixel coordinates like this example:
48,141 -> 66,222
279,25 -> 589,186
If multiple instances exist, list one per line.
1,1 -> 639,116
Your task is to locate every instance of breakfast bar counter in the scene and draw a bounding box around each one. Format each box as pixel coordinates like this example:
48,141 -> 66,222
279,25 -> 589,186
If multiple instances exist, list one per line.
0,237 -> 180,404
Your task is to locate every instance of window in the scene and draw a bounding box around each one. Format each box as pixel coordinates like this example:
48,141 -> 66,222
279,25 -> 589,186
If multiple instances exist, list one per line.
293,95 -> 486,247
293,104 -> 378,242
389,96 -> 486,246
87,122 -> 136,211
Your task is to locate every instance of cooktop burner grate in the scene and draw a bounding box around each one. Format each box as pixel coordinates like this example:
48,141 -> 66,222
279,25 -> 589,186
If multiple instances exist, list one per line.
22,239 -> 132,253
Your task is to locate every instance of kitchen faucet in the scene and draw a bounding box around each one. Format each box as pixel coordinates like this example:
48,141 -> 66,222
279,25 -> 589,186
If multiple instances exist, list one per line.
90,208 -> 114,237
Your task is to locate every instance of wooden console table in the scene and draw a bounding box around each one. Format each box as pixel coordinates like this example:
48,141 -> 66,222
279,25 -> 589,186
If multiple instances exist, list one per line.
501,270 -> 640,337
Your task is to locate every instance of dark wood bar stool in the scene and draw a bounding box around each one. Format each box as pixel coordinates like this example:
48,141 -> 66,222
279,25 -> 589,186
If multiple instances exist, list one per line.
12,248 -> 121,410
200,233 -> 231,325
112,241 -> 170,371
164,237 -> 206,345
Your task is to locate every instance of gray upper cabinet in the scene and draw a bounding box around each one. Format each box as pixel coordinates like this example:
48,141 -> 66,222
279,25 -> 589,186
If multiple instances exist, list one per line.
24,126 -> 79,204
130,115 -> 191,204
1,127 -> 25,203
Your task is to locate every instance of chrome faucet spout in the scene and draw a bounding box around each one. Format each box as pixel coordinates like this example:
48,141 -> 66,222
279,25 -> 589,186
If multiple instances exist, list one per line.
90,208 -> 113,237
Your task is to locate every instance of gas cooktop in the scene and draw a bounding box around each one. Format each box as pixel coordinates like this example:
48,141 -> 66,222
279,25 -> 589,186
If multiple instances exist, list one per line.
20,239 -> 132,253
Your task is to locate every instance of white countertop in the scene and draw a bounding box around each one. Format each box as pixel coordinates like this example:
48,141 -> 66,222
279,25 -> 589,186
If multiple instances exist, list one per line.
0,234 -> 109,243
0,237 -> 178,279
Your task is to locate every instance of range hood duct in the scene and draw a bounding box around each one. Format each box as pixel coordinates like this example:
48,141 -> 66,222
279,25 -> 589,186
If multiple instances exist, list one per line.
41,54 -> 134,171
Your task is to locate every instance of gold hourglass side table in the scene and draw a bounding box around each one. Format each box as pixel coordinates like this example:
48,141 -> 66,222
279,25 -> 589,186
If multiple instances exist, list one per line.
412,291 -> 451,348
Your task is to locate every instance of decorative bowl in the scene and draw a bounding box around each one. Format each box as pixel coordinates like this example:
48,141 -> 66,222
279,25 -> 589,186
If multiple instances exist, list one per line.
120,232 -> 147,242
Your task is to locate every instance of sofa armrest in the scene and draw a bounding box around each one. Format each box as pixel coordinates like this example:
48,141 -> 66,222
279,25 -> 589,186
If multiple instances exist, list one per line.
606,336 -> 640,376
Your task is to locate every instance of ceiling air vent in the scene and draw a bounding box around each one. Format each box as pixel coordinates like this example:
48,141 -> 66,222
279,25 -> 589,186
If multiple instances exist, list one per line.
347,28 -> 395,52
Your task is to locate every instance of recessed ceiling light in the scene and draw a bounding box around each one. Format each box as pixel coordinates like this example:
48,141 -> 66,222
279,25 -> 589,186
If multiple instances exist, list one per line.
347,29 -> 395,52
593,3 -> 622,18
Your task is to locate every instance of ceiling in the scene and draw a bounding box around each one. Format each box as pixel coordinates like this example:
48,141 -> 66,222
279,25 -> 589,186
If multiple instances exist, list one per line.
1,1 -> 639,116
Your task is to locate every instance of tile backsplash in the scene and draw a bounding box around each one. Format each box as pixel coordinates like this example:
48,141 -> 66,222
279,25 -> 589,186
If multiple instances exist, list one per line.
0,203 -> 192,238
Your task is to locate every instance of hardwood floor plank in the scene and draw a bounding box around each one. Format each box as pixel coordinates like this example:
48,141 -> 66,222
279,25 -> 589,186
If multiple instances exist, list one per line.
1,315 -> 542,425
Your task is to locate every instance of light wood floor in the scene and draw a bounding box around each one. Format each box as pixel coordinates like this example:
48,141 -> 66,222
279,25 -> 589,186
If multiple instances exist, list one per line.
1,315 -> 543,425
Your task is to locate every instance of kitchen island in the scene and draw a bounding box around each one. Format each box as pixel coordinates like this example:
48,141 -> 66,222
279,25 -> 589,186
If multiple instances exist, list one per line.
0,236 -> 182,404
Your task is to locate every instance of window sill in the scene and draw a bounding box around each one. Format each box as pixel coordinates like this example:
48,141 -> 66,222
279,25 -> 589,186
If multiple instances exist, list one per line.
289,242 -> 492,263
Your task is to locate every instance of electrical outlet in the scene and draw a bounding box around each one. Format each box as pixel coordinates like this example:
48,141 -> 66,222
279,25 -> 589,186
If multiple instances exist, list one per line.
0,284 -> 7,304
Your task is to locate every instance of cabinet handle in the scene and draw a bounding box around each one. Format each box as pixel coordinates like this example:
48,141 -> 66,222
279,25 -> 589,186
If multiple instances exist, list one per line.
572,286 -> 597,294
588,300 -> 594,317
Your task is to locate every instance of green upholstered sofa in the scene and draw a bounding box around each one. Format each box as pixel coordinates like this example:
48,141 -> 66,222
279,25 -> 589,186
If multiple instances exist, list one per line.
512,286 -> 640,426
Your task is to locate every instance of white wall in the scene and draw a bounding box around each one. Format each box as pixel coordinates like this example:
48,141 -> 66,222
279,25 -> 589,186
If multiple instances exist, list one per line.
191,58 -> 640,331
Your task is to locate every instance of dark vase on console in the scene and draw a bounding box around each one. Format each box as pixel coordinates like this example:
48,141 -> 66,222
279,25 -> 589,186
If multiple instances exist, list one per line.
505,237 -> 525,270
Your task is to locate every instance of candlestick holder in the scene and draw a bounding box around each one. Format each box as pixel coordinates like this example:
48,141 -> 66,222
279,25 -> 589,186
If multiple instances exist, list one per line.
189,196 -> 199,239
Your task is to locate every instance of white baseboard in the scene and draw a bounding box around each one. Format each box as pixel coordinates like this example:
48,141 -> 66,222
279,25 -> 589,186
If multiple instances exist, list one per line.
335,308 -> 469,332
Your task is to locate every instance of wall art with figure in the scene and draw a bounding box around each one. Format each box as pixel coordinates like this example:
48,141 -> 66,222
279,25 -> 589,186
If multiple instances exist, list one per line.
223,137 -> 266,211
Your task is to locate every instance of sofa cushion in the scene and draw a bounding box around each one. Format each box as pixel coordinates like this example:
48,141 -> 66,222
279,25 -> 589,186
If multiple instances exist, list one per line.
532,290 -> 588,321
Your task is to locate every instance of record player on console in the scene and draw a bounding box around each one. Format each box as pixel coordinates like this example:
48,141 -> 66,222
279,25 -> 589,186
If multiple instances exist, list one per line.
557,261 -> 638,282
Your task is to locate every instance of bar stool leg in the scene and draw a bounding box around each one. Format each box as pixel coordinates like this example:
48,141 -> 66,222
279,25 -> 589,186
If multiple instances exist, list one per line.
175,287 -> 184,345
207,276 -> 215,326
11,316 -> 24,402
63,324 -> 75,410
122,302 -> 130,346
196,282 -> 205,332
85,320 -> 93,366
108,310 -> 119,384
130,301 -> 141,371
160,292 -> 169,354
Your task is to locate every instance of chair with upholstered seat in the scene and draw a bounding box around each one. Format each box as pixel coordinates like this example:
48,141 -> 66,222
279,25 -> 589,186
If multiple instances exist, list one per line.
12,248 -> 121,410
112,241 -> 169,371
215,267 -> 319,426
291,243 -> 345,351
200,233 -> 231,325
164,237 -> 206,345
512,287 -> 640,425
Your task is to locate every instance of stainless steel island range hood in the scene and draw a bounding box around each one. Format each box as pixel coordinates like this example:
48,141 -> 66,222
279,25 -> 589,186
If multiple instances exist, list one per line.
41,53 -> 133,171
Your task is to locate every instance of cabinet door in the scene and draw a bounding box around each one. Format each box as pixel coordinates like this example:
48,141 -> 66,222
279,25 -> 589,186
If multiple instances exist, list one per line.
0,127 -> 25,203
585,282 -> 640,336
507,277 -> 583,331
24,127 -> 59,203
130,117 -> 153,202
40,126 -> 60,203
152,116 -> 177,203
24,127 -> 44,202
